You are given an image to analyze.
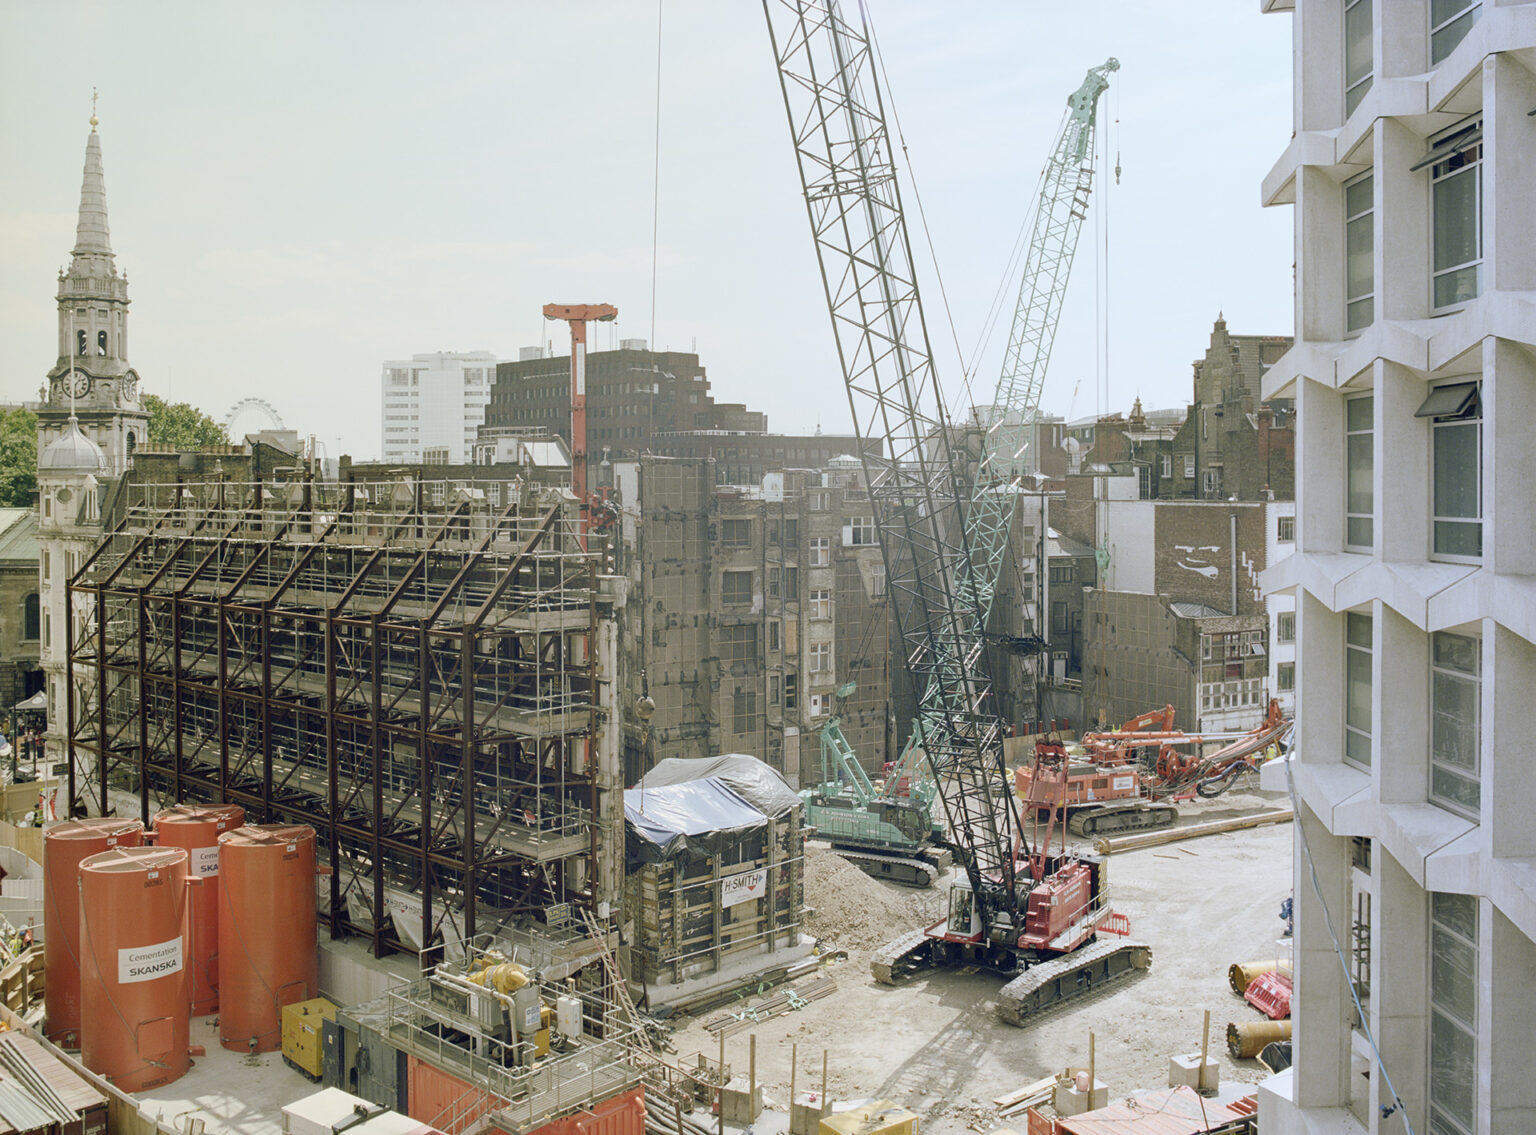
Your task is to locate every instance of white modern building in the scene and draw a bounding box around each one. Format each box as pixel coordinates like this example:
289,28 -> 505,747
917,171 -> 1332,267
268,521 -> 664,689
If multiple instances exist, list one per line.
380,350 -> 498,463
1268,499 -> 1297,717
1258,2 -> 1536,1132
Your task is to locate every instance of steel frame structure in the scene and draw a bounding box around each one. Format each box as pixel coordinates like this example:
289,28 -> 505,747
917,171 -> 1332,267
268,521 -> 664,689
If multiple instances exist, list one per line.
764,0 -> 1023,921
66,474 -> 603,958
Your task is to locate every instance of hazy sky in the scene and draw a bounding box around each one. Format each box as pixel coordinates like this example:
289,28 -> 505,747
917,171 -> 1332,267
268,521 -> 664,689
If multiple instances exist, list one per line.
0,2 -> 1295,461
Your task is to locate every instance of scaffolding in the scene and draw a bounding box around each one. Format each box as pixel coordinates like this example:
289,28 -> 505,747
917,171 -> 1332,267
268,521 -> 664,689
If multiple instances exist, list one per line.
66,474 -> 605,957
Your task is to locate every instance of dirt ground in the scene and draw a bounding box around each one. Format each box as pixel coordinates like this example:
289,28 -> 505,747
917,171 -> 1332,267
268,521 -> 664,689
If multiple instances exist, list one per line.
665,789 -> 1294,1135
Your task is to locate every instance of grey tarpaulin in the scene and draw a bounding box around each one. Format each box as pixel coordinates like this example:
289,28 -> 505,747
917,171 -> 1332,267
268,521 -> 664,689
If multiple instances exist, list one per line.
637,754 -> 802,819
624,778 -> 768,865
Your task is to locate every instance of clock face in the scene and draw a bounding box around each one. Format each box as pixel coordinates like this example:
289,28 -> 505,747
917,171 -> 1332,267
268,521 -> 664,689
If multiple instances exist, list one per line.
66,372 -> 90,399
122,375 -> 138,402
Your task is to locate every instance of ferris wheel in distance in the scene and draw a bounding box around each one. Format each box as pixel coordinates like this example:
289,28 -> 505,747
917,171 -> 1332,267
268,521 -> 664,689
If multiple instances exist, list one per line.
224,397 -> 286,440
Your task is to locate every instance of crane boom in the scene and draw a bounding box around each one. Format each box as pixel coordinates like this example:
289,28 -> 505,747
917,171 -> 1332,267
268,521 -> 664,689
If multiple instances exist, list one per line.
763,0 -> 1023,925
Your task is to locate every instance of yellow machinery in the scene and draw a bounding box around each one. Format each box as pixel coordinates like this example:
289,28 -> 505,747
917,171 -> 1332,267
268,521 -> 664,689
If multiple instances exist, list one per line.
819,1102 -> 918,1135
282,996 -> 338,1079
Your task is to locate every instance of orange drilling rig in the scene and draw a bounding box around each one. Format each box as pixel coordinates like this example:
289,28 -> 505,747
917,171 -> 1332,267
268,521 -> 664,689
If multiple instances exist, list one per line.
1015,700 -> 1293,838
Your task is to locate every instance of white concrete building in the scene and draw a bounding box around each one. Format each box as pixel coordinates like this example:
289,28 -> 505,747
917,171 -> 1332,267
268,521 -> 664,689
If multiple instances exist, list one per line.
1259,2 -> 1536,1132
1267,499 -> 1297,717
380,350 -> 498,463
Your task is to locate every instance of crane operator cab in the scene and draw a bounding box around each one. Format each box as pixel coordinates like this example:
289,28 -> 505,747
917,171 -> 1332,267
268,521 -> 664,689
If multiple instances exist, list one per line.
943,875 -> 982,940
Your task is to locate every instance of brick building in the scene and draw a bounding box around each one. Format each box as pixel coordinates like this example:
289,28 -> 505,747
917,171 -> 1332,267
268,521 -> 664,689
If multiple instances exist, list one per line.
612,456 -> 892,789
1167,317 -> 1295,501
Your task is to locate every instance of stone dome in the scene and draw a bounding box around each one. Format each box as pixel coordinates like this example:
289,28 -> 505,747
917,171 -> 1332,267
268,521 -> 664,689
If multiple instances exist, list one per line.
40,416 -> 106,473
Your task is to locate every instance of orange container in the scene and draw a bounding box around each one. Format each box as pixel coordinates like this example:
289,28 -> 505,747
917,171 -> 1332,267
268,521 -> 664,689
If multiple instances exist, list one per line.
43,818 -> 145,1047
152,803 -> 245,1015
218,825 -> 319,1052
78,846 -> 191,1092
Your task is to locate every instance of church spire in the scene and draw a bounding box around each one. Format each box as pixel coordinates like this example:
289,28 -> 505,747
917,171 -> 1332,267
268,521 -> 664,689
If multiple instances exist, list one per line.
72,93 -> 112,261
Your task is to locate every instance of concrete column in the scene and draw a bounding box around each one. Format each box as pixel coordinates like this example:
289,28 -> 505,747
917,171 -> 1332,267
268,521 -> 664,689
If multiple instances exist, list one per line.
1298,165 -> 1347,344
1487,53 -> 1536,294
1297,589 -> 1344,768
1489,907 -> 1536,1132
1293,799 -> 1354,1110
1370,852 -> 1427,1133
1296,0 -> 1344,135
1378,0 -> 1428,81
1379,118 -> 1432,324
1486,337 -> 1536,577
1488,627 -> 1536,860
1376,360 -> 1430,566
1377,606 -> 1428,805
1297,377 -> 1344,554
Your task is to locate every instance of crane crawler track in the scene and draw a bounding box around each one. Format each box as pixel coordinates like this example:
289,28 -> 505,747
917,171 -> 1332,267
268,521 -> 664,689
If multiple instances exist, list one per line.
995,937 -> 1152,1026
870,929 -> 937,986
833,848 -> 946,889
1066,803 -> 1178,839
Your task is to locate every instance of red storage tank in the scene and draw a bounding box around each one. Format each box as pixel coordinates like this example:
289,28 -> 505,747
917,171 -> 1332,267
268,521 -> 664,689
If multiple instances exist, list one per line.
218,825 -> 319,1052
43,818 -> 145,1047
78,845 -> 191,1092
152,803 -> 245,1015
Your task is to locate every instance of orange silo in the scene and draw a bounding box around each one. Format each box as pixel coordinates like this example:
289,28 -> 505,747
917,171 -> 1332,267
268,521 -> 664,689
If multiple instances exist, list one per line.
152,803 -> 245,1015
43,818 -> 145,1047
218,825 -> 319,1052
78,845 -> 192,1092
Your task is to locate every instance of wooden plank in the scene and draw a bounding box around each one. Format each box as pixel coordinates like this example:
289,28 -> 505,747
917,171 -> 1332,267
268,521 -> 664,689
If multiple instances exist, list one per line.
992,1076 -> 1057,1109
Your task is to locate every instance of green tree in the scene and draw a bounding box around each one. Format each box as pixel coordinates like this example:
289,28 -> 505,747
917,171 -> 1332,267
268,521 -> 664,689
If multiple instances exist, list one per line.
142,394 -> 229,450
0,408 -> 38,507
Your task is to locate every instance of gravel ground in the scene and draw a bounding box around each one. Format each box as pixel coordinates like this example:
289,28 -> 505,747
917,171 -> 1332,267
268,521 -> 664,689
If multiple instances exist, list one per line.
666,789 -> 1294,1135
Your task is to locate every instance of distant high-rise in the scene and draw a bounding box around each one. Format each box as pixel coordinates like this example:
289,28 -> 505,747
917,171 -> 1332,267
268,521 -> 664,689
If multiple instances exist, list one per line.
379,351 -> 498,464
1259,3 -> 1536,1133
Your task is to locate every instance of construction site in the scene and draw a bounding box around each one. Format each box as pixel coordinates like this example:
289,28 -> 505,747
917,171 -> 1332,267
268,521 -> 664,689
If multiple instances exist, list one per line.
0,5 -> 1310,1135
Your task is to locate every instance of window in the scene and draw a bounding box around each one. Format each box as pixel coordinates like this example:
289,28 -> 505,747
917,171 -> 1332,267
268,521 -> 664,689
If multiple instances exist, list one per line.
1430,122 -> 1482,308
732,687 -> 760,736
1345,395 -> 1373,550
768,566 -> 798,599
1202,470 -> 1221,497
1277,662 -> 1295,692
22,594 -> 39,642
810,537 -> 830,567
720,519 -> 752,548
809,589 -> 831,620
1344,611 -> 1372,768
1159,454 -> 1172,478
783,672 -> 798,711
97,329 -> 108,356
1430,631 -> 1480,818
1182,455 -> 1194,479
846,516 -> 875,546
1345,173 -> 1374,332
808,490 -> 829,512
868,562 -> 886,597
1051,601 -> 1068,636
720,624 -> 758,665
1344,0 -> 1372,116
1431,0 -> 1481,63
1049,564 -> 1073,586
809,642 -> 831,673
1429,892 -> 1478,1135
721,570 -> 753,606
1418,382 -> 1482,559
1277,612 -> 1295,644
1277,515 -> 1295,543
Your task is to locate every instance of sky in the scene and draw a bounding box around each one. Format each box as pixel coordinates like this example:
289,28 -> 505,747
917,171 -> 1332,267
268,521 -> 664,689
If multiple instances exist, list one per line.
0,2 -> 1296,462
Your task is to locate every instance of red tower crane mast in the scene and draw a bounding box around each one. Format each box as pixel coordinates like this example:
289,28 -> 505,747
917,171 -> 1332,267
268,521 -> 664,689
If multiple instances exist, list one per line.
543,302 -> 619,548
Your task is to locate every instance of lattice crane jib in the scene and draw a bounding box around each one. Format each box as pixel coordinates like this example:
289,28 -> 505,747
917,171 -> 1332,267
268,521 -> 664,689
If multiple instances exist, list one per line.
957,58 -> 1117,626
764,0 -> 1021,917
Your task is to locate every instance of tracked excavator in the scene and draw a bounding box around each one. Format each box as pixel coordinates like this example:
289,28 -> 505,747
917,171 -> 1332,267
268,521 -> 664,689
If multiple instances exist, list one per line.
801,683 -> 951,887
1015,700 -> 1294,838
764,0 -> 1147,1025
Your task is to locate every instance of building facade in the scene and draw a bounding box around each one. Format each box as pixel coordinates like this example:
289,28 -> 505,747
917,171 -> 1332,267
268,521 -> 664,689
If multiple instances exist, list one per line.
612,457 -> 893,789
1259,3 -> 1536,1132
0,510 -> 43,715
380,350 -> 498,464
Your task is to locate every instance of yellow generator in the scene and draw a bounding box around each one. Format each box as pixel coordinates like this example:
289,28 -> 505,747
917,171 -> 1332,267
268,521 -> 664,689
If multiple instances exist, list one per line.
819,1102 -> 918,1135
282,997 -> 338,1080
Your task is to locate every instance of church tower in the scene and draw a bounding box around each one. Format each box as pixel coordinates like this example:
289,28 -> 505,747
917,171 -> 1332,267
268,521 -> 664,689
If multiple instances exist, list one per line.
37,104 -> 148,782
39,102 -> 148,472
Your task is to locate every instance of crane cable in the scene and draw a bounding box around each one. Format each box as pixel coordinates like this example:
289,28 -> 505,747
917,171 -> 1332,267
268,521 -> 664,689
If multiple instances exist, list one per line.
861,3 -> 978,419
649,0 -> 664,354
